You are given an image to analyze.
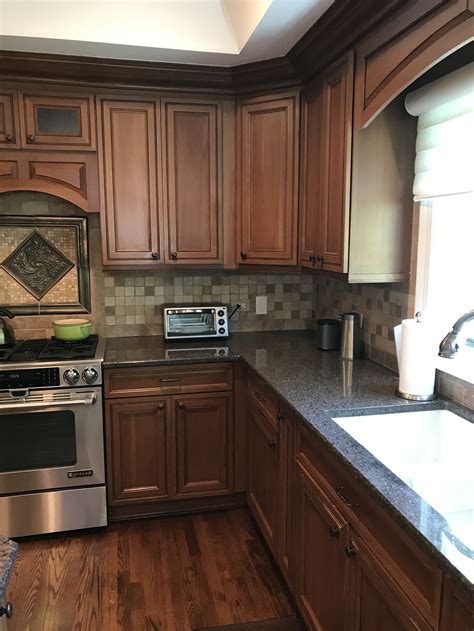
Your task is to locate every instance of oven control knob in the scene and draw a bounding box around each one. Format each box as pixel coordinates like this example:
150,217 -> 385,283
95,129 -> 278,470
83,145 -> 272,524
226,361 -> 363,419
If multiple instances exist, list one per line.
82,367 -> 98,384
63,368 -> 80,385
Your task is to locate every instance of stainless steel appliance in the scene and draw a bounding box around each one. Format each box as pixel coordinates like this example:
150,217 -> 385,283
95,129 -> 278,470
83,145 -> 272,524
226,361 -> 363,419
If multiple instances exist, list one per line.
340,312 -> 364,360
0,335 -> 106,538
164,304 -> 229,340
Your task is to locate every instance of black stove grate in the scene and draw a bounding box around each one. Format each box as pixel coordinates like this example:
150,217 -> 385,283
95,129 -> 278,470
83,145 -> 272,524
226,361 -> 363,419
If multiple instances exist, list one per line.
7,339 -> 48,363
39,335 -> 99,360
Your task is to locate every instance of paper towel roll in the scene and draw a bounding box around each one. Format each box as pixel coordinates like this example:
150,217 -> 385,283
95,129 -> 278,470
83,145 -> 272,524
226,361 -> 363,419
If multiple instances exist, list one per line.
398,318 -> 437,398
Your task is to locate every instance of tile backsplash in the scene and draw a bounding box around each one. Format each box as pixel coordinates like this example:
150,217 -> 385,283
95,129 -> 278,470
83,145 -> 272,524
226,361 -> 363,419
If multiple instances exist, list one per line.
312,274 -> 412,371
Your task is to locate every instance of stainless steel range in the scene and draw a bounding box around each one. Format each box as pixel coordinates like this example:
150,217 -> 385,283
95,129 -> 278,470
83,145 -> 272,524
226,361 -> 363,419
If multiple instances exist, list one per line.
0,335 -> 106,538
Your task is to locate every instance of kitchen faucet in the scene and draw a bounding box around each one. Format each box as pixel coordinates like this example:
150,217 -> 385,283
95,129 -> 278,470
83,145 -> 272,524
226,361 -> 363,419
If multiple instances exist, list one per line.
438,309 -> 474,358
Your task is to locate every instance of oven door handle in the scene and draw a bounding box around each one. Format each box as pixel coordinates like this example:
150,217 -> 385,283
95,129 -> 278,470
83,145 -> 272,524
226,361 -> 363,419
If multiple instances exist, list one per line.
0,392 -> 97,412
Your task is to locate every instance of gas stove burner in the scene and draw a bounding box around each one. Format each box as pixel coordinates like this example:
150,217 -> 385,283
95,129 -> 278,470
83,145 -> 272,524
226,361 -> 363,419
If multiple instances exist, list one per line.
39,335 -> 99,360
0,335 -> 99,363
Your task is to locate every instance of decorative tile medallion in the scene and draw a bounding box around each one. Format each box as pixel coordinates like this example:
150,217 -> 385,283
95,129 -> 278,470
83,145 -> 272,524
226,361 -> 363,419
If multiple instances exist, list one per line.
2,230 -> 74,299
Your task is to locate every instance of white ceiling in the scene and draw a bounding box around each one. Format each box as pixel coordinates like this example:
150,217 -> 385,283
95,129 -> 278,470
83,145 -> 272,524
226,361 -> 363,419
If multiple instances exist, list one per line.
0,0 -> 334,66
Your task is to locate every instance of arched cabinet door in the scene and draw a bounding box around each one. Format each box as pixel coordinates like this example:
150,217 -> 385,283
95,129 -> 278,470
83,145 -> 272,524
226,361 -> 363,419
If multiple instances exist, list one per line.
354,0 -> 472,128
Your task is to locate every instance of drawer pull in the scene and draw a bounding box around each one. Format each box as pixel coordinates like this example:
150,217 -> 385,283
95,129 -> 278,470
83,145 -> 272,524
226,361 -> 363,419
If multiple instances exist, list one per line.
160,378 -> 180,383
178,402 -> 185,409
157,402 -> 165,410
277,411 -> 284,421
5,133 -> 14,143
151,251 -> 160,260
345,540 -> 358,557
268,439 -> 277,448
27,133 -> 35,143
336,487 -> 359,509
329,525 -> 340,537
0,602 -> 12,618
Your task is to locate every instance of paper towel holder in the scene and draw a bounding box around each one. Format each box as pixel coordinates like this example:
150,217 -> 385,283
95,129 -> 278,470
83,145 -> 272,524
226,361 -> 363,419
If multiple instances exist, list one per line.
395,311 -> 436,402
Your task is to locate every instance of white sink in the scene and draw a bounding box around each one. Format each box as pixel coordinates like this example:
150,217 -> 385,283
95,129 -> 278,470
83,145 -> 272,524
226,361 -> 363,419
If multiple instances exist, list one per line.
333,409 -> 474,581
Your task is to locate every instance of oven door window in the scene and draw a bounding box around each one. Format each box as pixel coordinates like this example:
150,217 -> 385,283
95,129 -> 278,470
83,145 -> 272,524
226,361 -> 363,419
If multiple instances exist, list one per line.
167,311 -> 216,337
0,410 -> 77,472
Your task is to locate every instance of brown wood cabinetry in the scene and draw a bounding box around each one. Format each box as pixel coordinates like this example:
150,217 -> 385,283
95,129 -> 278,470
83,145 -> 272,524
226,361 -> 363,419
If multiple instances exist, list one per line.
354,0 -> 472,128
440,578 -> 474,631
98,98 -> 161,265
0,150 -> 99,212
247,402 -> 279,553
345,531 -> 432,631
104,364 -> 235,517
162,100 -> 222,265
106,397 -> 171,505
20,92 -> 96,150
236,92 -> 299,266
276,405 -> 294,585
299,52 -> 353,273
174,393 -> 233,497
0,90 -> 20,147
293,456 -> 350,630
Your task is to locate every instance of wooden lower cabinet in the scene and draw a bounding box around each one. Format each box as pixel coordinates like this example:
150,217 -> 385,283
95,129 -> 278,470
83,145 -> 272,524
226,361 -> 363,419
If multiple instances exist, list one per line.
293,457 -> 350,631
440,578 -> 474,631
247,402 -> 279,553
106,397 -> 172,505
345,532 -> 433,631
174,393 -> 233,497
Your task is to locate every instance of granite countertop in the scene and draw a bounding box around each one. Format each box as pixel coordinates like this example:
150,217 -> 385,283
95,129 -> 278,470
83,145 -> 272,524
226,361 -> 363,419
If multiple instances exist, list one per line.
104,331 -> 474,590
0,536 -> 18,602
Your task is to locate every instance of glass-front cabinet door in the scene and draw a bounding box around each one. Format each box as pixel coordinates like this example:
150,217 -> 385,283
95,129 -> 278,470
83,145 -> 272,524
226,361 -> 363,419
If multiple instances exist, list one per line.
21,92 -> 96,150
0,91 -> 20,147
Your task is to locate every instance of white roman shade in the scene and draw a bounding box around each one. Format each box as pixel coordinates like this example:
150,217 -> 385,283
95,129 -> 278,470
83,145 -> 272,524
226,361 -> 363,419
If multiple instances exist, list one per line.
405,62 -> 474,200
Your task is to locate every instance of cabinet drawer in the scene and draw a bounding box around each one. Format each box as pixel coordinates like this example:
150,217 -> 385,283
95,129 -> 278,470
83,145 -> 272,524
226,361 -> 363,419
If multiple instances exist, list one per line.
105,363 -> 233,398
247,370 -> 280,428
296,423 -> 443,627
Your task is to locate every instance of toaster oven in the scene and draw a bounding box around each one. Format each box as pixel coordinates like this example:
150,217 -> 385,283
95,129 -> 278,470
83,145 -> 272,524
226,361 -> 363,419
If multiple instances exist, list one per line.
163,305 -> 229,340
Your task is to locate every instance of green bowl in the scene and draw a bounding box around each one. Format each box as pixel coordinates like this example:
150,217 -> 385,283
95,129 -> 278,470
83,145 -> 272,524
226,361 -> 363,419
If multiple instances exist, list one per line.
53,318 -> 92,341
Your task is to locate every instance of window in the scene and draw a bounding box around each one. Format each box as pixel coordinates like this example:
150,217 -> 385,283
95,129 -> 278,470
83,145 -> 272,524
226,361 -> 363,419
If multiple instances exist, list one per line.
406,62 -> 474,383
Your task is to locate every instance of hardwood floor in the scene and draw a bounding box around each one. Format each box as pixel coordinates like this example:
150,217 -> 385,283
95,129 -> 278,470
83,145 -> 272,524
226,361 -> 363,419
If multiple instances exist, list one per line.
8,509 -> 298,631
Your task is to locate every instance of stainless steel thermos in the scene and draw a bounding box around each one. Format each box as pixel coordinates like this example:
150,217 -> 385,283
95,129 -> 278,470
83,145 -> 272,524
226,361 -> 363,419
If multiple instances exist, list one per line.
340,312 -> 364,360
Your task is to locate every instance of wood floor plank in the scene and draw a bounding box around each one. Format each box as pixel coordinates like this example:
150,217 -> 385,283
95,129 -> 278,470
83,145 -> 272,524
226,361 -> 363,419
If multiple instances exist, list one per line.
196,615 -> 302,631
7,508 -> 295,631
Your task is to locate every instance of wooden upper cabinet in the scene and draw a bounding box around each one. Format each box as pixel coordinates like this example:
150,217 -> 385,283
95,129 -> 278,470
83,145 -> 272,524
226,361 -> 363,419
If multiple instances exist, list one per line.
106,397 -> 171,506
237,92 -> 299,266
354,0 -> 472,128
0,91 -> 20,148
162,100 -> 222,264
299,52 -> 354,273
98,98 -> 161,266
20,92 -> 96,150
174,393 -> 233,497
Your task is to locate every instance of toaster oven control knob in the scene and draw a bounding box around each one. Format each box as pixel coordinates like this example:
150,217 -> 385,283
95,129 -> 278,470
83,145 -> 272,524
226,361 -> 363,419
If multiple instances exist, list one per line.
217,310 -> 225,317
218,327 -> 226,335
218,318 -> 225,326
82,367 -> 98,384
63,368 -> 80,385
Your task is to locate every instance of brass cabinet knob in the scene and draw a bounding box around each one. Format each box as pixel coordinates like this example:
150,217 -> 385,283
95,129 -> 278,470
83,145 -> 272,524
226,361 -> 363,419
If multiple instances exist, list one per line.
240,251 -> 247,260
27,133 -> 35,143
151,252 -> 159,260
5,133 -> 14,142
157,402 -> 165,410
178,401 -> 185,409
170,251 -> 178,260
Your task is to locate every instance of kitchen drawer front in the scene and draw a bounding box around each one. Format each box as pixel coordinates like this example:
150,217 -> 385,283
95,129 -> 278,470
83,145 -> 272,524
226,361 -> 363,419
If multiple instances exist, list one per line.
247,370 -> 280,428
104,363 -> 233,398
296,423 -> 443,627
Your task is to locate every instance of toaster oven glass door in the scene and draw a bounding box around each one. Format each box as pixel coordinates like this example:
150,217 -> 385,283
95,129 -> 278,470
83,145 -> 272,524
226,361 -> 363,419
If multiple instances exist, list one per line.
167,309 -> 217,337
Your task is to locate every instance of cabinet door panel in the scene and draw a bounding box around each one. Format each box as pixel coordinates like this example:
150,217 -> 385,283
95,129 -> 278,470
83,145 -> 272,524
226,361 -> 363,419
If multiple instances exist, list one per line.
238,94 -> 299,265
440,577 -> 474,631
174,393 -> 233,497
346,533 -> 432,631
106,398 -> 171,505
294,458 -> 349,631
299,81 -> 323,268
99,99 -> 161,265
318,52 -> 353,272
0,91 -> 20,147
248,403 -> 279,552
21,93 -> 95,149
163,101 -> 221,264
